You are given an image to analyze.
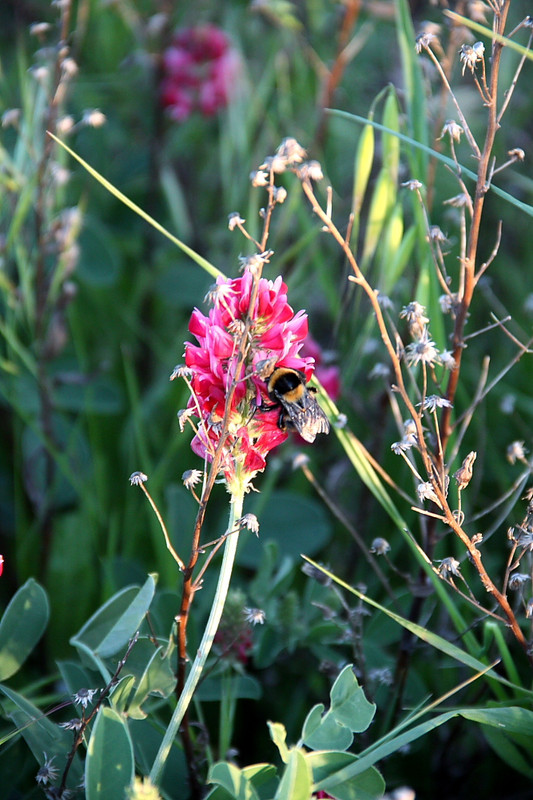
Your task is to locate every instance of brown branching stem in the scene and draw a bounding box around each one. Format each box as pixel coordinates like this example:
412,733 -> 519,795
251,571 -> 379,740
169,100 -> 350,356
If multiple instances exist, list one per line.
174,183 -> 279,795
300,0 -> 533,676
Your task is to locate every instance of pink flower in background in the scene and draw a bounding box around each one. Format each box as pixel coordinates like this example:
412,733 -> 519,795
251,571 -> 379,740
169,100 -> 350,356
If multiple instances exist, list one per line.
300,335 -> 340,401
184,271 -> 314,490
161,25 -> 241,122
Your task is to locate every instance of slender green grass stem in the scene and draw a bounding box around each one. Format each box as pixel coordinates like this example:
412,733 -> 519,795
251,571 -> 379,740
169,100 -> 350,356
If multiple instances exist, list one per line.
149,490 -> 244,786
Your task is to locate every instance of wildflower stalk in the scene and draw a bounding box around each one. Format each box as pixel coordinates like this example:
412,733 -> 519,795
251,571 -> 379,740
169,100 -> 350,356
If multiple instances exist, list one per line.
298,1 -> 533,671
149,487 -> 244,786
440,0 -> 512,450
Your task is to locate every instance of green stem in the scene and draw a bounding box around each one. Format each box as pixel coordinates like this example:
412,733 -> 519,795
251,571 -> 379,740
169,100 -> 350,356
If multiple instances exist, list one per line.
149,489 -> 244,786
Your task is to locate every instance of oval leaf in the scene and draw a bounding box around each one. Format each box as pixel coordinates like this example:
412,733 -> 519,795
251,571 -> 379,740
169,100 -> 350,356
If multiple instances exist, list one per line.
71,575 -> 156,658
0,579 -> 49,680
86,707 -> 134,800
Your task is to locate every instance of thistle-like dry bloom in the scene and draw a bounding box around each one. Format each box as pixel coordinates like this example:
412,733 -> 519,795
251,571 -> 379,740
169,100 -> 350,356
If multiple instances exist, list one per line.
404,330 -> 440,368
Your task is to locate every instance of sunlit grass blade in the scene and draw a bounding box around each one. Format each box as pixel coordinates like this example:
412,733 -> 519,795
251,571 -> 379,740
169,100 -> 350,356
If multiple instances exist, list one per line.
329,110 -> 533,217
47,133 -> 224,280
445,11 -> 533,61
303,557 -> 532,699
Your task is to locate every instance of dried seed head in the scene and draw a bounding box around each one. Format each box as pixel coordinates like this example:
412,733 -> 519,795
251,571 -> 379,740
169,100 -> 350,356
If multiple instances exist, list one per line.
228,212 -> 245,230
508,148 -> 525,162
507,440 -> 528,464
454,451 -> 477,490
437,557 -> 460,578
400,301 -> 429,337
439,119 -> 464,143
292,452 -> 310,470
429,225 -> 448,243
250,169 -> 269,187
239,513 -> 259,534
459,42 -> 484,75
417,481 -> 442,507
82,108 -> 106,127
415,32 -> 436,53
36,754 -> 59,786
370,537 -> 391,555
508,572 -> 530,591
420,395 -> 453,412
276,137 -> 307,165
444,192 -> 469,208
297,160 -> 324,182
302,561 -> 331,586
182,469 -> 203,490
177,407 -> 196,432
402,178 -> 423,190
72,687 -> 98,708
244,607 -> 265,625
439,293 -> 458,315
129,471 -> 148,486
404,331 -> 440,367
440,350 -> 457,371
170,364 -> 192,381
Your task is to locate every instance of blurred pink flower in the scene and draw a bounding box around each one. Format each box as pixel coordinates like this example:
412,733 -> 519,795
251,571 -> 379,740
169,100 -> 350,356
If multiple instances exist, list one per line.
184,271 -> 314,491
300,335 -> 340,401
161,25 -> 241,121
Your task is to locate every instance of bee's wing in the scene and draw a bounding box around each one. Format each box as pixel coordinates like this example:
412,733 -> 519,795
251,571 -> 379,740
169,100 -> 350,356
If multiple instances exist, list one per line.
284,393 -> 330,443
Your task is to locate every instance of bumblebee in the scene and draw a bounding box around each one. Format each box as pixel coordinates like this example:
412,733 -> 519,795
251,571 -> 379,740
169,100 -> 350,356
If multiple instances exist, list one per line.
257,362 -> 330,443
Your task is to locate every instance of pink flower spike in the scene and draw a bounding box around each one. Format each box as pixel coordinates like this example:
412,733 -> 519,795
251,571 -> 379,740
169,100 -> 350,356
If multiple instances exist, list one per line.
181,270 -> 321,492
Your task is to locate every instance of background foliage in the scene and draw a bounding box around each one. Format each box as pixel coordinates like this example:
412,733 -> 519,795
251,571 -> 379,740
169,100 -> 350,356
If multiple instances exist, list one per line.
1,0 -> 533,798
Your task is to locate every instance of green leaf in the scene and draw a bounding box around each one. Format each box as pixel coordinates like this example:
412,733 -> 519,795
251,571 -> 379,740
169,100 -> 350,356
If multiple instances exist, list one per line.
315,710 -> 457,791
268,721 -> 289,763
482,725 -> 533,780
308,751 -> 385,800
460,706 -> 533,736
0,684 -> 83,787
382,89 -> 400,182
394,0 -> 428,175
302,666 -> 376,751
240,491 -> 332,568
361,168 -> 396,264
352,121 -> 375,219
304,560 -> 530,695
71,574 -> 156,659
315,704 -> 533,793
109,674 -> 136,715
126,643 -> 176,719
274,749 -> 311,800
208,762 -> 261,800
86,707 -> 134,800
0,579 -> 49,680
